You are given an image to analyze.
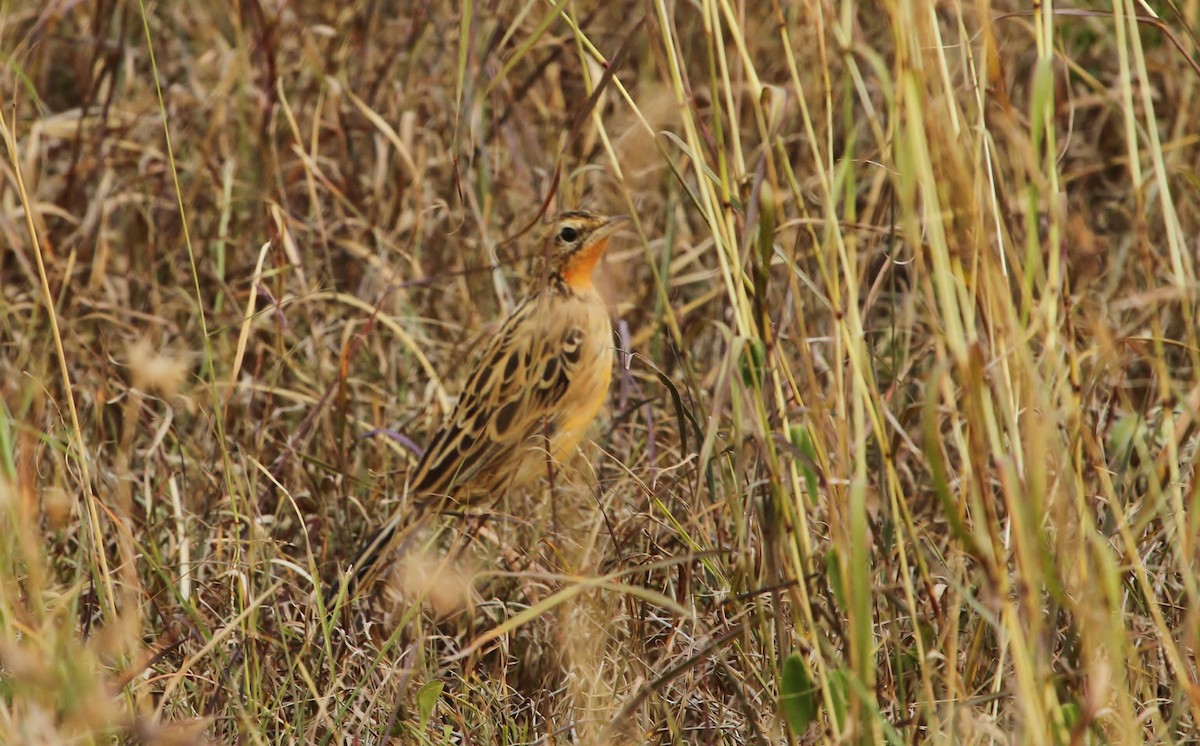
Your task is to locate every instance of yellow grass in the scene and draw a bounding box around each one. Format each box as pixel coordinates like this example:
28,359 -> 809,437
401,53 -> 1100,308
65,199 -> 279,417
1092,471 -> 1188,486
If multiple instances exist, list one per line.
2,1 -> 1199,743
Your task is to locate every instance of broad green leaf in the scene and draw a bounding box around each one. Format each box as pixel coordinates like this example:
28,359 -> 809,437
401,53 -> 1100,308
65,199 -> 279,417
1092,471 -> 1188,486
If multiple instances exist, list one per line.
417,680 -> 444,730
779,652 -> 818,734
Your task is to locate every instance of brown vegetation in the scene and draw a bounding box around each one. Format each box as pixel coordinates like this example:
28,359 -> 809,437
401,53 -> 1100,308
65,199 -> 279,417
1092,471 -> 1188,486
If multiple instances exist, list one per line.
2,1 -> 1200,743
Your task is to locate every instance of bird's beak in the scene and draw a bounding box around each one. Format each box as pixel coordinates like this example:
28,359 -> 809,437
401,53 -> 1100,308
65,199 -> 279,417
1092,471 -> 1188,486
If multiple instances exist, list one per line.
593,214 -> 631,241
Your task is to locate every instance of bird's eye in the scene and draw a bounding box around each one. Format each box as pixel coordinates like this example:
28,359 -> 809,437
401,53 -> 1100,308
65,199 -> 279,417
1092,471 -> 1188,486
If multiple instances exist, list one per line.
558,226 -> 579,243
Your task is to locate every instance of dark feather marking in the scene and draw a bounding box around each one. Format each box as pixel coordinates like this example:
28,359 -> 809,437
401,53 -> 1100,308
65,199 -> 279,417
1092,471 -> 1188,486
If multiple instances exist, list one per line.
561,327 -> 584,365
414,420 -> 463,490
488,347 -> 506,371
418,452 -> 451,493
541,356 -> 559,384
471,404 -> 492,434
494,399 -> 520,435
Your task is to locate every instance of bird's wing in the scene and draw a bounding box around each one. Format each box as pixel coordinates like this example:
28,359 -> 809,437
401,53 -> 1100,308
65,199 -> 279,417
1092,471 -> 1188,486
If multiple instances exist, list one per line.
408,293 -> 586,501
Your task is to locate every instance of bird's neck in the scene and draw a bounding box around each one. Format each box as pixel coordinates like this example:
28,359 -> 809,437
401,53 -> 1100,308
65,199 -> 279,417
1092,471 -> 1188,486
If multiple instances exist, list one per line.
560,237 -> 610,290
545,273 -> 590,297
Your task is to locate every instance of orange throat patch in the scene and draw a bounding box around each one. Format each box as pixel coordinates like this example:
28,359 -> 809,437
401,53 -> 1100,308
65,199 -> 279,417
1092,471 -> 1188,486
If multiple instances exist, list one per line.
561,237 -> 610,290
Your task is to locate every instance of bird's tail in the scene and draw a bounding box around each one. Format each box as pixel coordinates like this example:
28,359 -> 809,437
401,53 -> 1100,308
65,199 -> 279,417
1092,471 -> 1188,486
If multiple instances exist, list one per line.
342,504 -> 431,595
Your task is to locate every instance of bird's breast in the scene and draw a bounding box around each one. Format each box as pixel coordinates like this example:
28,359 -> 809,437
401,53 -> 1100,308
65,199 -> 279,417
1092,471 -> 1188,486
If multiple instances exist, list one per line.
549,296 -> 613,460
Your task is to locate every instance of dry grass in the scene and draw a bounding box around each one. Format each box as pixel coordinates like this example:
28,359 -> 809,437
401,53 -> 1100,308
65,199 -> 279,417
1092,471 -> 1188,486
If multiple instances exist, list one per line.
3,1 -> 1200,743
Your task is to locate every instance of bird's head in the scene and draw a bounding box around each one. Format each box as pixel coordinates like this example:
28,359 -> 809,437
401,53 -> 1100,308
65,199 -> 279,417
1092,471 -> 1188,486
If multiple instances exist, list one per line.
546,210 -> 630,290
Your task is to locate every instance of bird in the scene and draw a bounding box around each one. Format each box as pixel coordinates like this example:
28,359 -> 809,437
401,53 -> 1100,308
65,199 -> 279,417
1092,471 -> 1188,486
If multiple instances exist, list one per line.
345,210 -> 629,593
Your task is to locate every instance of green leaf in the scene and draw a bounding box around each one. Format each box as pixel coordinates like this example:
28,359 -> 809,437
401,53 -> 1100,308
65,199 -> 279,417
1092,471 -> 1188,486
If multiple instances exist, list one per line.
1029,56 -> 1054,149
826,549 -> 845,611
740,336 -> 766,387
780,652 -> 818,734
416,680 -> 444,730
789,425 -> 819,504
1108,412 -> 1145,465
757,181 -> 778,262
0,398 -> 15,480
1059,702 -> 1082,732
828,668 -> 849,731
